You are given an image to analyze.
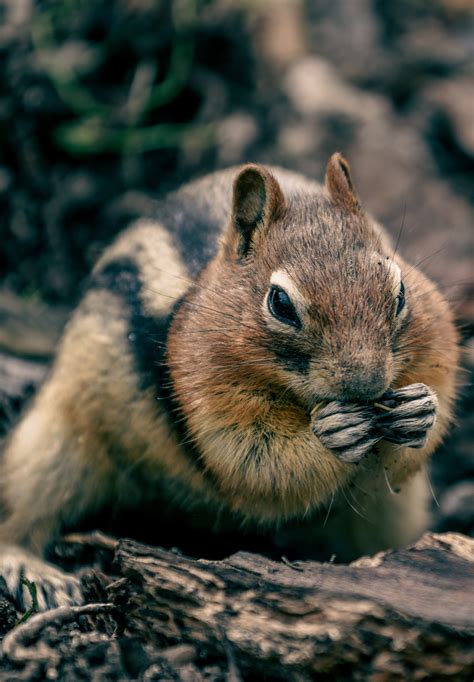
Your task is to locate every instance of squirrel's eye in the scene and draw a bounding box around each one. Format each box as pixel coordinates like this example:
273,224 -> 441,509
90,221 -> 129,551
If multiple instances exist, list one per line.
396,280 -> 406,316
267,286 -> 301,328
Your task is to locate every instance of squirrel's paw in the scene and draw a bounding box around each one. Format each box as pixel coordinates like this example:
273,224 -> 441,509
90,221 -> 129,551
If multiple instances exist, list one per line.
375,383 -> 438,448
311,402 -> 377,464
0,546 -> 83,611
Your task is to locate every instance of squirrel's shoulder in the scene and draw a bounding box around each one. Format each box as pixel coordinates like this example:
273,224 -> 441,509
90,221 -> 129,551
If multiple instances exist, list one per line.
151,165 -> 326,277
91,165 -> 326,295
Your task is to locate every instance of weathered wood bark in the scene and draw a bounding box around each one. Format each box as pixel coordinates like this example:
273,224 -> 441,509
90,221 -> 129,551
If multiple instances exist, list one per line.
0,352 -> 47,403
0,532 -> 473,680
0,291 -> 67,360
0,292 -> 65,436
110,531 -> 474,680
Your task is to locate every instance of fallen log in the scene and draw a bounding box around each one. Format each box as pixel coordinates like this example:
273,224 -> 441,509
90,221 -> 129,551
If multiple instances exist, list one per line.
109,531 -> 474,680
2,531 -> 472,680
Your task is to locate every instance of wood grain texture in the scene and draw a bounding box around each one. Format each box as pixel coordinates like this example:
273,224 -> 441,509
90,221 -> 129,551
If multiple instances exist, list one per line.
0,532 -> 473,680
110,531 -> 474,680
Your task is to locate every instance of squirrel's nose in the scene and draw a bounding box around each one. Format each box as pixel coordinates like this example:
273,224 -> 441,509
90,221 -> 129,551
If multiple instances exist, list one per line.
340,374 -> 387,401
308,354 -> 394,402
338,359 -> 390,401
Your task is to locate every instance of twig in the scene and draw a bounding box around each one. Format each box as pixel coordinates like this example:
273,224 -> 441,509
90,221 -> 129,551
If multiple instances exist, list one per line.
2,603 -> 116,659
281,556 -> 304,572
373,402 -> 392,412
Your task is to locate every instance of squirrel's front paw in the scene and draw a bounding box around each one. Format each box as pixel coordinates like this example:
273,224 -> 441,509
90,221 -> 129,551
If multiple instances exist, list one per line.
375,383 -> 438,448
0,546 -> 83,611
311,402 -> 377,464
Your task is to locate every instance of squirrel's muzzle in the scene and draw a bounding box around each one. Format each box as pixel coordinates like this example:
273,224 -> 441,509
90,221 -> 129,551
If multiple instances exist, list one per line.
338,361 -> 390,401
309,353 -> 393,402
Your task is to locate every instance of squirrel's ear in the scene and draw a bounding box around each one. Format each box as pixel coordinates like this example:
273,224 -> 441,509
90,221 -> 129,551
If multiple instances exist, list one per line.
325,153 -> 361,213
232,164 -> 285,258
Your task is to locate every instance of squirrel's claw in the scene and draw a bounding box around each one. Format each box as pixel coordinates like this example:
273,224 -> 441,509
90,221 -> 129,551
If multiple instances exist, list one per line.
311,401 -> 377,464
375,383 -> 438,449
0,546 -> 83,612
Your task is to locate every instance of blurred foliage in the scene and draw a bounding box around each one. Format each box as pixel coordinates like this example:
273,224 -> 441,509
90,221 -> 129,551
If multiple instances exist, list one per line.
0,0 -> 471,306
0,0 -> 259,301
32,0 -> 214,155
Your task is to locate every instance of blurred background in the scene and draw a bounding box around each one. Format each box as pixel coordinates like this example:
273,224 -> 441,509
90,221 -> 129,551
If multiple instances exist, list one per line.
0,0 -> 473,535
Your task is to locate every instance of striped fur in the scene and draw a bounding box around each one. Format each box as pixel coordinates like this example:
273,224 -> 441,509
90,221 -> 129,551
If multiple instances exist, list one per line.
0,156 -> 460,599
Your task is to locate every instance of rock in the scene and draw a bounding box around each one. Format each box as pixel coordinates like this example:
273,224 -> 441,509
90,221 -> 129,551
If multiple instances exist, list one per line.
422,76 -> 474,157
283,57 -> 387,120
217,112 -> 258,165
437,482 -> 474,535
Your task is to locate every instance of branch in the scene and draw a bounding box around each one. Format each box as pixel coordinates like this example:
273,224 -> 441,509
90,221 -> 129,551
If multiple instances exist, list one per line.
110,531 -> 474,679
0,532 -> 473,679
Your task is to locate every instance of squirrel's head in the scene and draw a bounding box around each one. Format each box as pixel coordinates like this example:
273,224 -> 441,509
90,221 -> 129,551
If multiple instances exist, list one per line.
166,154 -> 416,516
176,154 -> 408,406
165,155 -> 452,519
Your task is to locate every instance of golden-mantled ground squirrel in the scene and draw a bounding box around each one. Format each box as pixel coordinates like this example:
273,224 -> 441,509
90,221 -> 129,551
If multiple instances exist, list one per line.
0,154 -> 460,608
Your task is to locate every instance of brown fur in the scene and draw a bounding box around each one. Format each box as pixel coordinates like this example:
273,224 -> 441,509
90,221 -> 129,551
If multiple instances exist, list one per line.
167,157 -> 459,524
325,152 -> 362,214
0,154 -> 460,606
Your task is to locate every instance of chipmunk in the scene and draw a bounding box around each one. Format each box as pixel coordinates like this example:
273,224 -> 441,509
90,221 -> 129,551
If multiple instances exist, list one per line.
0,154 -> 460,609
